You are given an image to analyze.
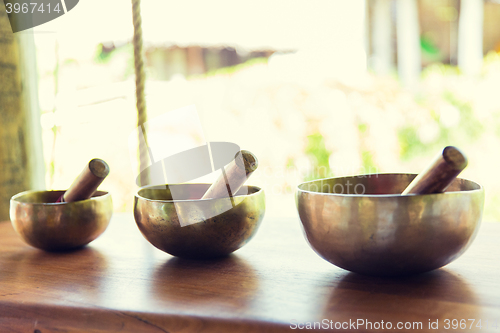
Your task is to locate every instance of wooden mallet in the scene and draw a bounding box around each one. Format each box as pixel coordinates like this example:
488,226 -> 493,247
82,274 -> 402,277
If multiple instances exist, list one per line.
201,150 -> 258,200
402,146 -> 468,195
56,158 -> 110,203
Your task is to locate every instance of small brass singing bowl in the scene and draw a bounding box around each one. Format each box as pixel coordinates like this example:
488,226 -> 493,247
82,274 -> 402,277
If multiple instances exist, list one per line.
296,173 -> 484,276
134,184 -> 265,259
10,190 -> 113,251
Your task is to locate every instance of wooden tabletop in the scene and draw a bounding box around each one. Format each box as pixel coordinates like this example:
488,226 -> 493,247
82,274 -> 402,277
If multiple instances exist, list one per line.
1,214 -> 500,333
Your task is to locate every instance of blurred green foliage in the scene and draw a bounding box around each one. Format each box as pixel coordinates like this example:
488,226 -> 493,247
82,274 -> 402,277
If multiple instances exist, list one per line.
398,126 -> 427,160
201,57 -> 268,78
397,63 -> 485,164
305,133 -> 331,180
94,43 -> 135,80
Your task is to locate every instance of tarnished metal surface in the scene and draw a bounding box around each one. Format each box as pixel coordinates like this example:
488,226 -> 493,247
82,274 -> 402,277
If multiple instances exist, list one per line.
10,190 -> 113,251
134,184 -> 265,259
296,174 -> 484,276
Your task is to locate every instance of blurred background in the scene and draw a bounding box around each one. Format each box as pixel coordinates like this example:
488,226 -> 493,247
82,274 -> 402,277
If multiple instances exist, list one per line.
2,0 -> 500,220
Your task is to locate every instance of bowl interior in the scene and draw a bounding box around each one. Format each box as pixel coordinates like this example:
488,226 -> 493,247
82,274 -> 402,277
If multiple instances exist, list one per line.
137,184 -> 261,201
297,173 -> 481,196
12,190 -> 109,204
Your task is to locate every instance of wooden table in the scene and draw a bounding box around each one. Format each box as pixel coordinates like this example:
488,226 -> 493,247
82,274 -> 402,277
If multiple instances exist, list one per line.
1,213 -> 499,332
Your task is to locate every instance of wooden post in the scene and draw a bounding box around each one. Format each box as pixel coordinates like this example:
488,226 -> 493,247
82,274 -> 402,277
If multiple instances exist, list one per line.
0,4 -> 45,221
396,0 -> 421,89
186,46 -> 205,76
372,0 -> 394,75
458,0 -> 484,76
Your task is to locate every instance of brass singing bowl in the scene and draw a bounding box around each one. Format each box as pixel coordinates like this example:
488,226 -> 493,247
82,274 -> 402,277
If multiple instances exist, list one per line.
10,190 -> 113,251
296,174 -> 484,276
134,184 -> 265,259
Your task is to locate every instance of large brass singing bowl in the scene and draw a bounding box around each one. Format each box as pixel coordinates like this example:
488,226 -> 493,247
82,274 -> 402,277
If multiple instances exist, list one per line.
134,184 -> 265,259
296,174 -> 484,276
10,190 -> 113,251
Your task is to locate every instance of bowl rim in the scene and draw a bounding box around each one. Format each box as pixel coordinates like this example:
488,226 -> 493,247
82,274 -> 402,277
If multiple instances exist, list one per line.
135,183 -> 263,203
10,190 -> 111,205
296,173 -> 484,198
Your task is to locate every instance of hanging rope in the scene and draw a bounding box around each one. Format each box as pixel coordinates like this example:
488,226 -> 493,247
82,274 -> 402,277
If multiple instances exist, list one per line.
131,0 -> 149,187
